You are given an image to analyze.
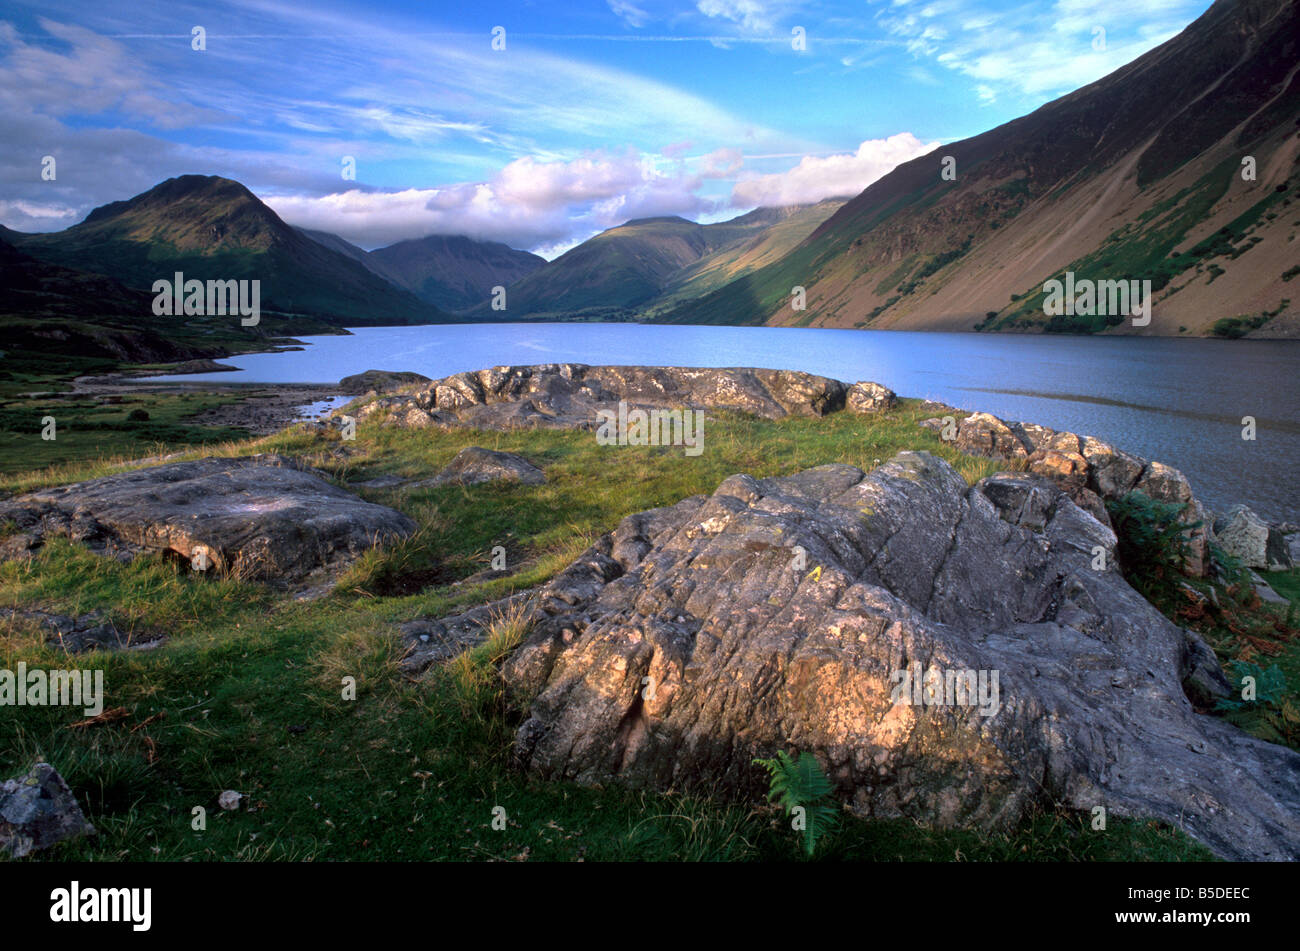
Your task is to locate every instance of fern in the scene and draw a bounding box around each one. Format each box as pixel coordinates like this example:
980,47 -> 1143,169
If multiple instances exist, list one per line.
1214,661 -> 1288,711
752,750 -> 838,856
1106,490 -> 1198,601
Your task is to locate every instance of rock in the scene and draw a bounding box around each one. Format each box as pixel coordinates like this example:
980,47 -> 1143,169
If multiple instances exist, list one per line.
398,592 -> 535,672
846,382 -> 898,414
1266,529 -> 1294,572
1250,571 -> 1290,605
368,364 -> 847,431
217,790 -> 243,811
953,412 -> 1031,459
0,763 -> 95,857
413,448 -> 546,489
0,454 -> 416,583
1081,438 -> 1144,498
448,451 -> 1300,861
930,413 -> 1210,576
1180,628 -> 1233,707
1214,505 -> 1284,570
0,608 -> 164,652
338,369 -> 431,394
1288,533 -> 1300,566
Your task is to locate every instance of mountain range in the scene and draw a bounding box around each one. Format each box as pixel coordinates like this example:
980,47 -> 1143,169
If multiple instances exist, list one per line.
2,0 -> 1297,350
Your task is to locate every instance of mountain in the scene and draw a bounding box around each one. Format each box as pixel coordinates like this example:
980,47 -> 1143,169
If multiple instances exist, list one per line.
658,0 -> 1300,337
638,200 -> 845,319
485,203 -> 845,320
367,235 -> 545,312
7,176 -> 446,326
0,235 -> 330,368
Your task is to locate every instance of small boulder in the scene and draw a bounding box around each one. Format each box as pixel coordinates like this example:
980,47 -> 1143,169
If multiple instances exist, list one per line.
845,382 -> 898,415
1214,505 -> 1291,571
0,763 -> 95,857
417,448 -> 545,488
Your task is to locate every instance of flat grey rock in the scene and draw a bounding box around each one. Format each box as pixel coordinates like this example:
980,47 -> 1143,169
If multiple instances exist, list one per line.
0,454 -> 416,582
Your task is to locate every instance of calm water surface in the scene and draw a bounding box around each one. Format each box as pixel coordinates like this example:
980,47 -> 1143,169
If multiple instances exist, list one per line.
142,324 -> 1300,523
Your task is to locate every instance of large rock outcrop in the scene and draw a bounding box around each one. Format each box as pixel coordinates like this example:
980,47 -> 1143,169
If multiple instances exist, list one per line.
0,455 -> 416,582
922,411 -> 1211,576
351,364 -> 848,431
418,452 -> 1297,860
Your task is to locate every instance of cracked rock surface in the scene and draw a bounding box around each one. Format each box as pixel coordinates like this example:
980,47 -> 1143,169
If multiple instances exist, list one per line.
418,451 -> 1298,860
0,454 -> 416,582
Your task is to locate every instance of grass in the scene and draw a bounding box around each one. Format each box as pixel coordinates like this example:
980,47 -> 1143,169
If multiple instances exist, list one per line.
4,385 -> 1290,862
0,388 -> 250,475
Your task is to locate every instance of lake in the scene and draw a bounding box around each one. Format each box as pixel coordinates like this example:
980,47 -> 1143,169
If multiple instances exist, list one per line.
141,323 -> 1300,524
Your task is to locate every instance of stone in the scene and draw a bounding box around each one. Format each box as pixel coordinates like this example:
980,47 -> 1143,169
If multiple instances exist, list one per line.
1081,437 -> 1144,498
1266,528 -> 1294,572
845,382 -> 898,414
0,608 -> 164,652
1214,505 -> 1277,570
0,454 -> 416,583
418,451 -> 1300,861
1180,628 -> 1233,708
0,763 -> 95,858
1250,571 -> 1290,605
398,592 -> 535,672
218,790 -> 243,811
928,413 -> 1209,576
953,412 -> 1030,458
338,369 -> 431,394
413,447 -> 546,488
1132,461 -> 1210,577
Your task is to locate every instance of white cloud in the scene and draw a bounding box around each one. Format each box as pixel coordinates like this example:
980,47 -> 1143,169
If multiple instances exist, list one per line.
264,149 -> 718,253
608,0 -> 652,28
696,0 -> 778,33
0,19 -> 221,129
878,0 -> 1204,102
730,132 -> 938,207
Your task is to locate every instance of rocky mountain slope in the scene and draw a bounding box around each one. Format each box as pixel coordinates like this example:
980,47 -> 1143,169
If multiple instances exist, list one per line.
658,0 -> 1300,337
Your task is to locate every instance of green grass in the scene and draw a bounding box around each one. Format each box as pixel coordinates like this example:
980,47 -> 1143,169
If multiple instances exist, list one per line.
3,388 -> 1284,862
0,389 -> 250,475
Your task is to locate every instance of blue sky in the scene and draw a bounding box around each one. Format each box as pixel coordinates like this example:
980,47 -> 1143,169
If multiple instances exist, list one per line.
0,0 -> 1211,256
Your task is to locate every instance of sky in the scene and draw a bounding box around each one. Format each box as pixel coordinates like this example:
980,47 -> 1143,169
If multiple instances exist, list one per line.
0,0 -> 1212,257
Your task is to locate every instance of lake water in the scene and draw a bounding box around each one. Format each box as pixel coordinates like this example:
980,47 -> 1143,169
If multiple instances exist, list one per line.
142,323 -> 1300,524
